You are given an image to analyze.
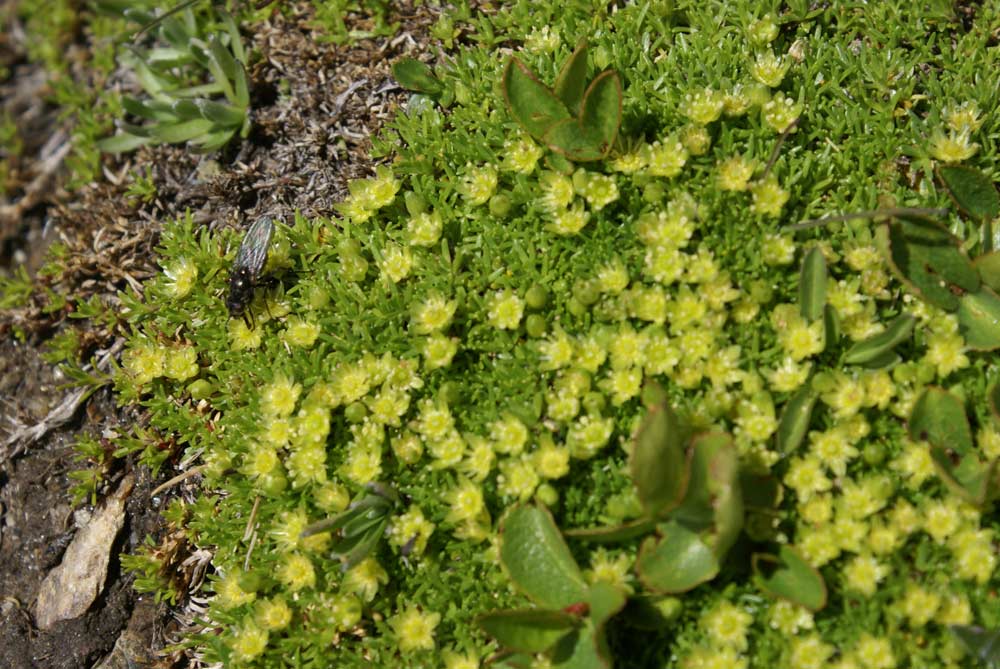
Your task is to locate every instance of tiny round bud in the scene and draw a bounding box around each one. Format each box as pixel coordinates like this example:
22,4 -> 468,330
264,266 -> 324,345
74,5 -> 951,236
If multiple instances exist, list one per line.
525,284 -> 549,310
525,314 -> 547,338
583,391 -> 606,416
187,379 -> 214,400
488,193 -> 513,218
535,483 -> 559,507
344,402 -> 369,423
566,297 -> 588,317
573,279 -> 601,306
404,191 -> 427,216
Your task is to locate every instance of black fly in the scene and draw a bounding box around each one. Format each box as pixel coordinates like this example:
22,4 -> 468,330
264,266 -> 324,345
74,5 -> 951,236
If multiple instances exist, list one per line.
227,216 -> 275,328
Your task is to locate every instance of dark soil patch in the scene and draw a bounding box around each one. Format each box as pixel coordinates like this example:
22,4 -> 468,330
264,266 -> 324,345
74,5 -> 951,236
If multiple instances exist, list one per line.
1,1 -> 446,666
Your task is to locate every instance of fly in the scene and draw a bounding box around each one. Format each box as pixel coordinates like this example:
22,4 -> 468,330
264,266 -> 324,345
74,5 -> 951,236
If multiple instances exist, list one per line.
227,216 -> 275,328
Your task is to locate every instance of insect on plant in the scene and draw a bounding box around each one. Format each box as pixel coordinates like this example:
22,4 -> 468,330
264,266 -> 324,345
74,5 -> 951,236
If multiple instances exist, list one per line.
227,215 -> 275,328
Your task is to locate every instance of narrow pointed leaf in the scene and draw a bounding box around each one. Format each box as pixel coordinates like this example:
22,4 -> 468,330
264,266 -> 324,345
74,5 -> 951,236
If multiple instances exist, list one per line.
564,518 -> 657,543
478,610 -> 577,653
208,33 -> 239,82
957,286 -> 1000,351
776,384 -> 817,454
938,165 -> 1000,222
844,313 -> 916,364
122,96 -> 174,121
503,58 -> 572,140
884,216 -> 980,311
989,382 -> 1000,425
950,625 -> 1000,669
233,62 -> 250,108
194,99 -> 246,126
753,545 -> 827,611
170,99 -> 200,119
149,118 -> 216,143
636,522 -> 718,593
857,350 -> 900,369
392,58 -> 444,96
333,523 -> 386,570
799,247 -> 827,321
97,132 -> 150,153
631,402 -> 689,518
823,303 -> 840,348
553,42 -> 589,115
190,129 -> 237,153
144,46 -> 192,67
220,10 -> 245,64
500,505 -> 588,609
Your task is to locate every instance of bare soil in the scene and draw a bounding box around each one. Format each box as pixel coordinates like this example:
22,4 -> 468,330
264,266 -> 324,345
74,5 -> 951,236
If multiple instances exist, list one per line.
0,2 -> 448,666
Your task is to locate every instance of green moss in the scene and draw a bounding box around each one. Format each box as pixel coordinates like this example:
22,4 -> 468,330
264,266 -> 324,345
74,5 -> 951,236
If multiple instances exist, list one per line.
112,1 -> 1000,666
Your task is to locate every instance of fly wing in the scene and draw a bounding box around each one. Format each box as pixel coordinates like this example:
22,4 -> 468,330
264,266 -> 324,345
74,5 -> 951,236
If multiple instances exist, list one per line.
234,216 -> 275,277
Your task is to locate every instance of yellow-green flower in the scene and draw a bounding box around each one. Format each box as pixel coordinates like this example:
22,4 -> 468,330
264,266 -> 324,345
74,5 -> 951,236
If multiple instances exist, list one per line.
929,128 -> 978,163
584,548 -> 634,593
489,414 -> 529,455
124,340 -> 166,385
276,553 -> 315,592
444,476 -> 486,524
788,634 -> 835,669
230,621 -> 268,663
497,456 -> 541,501
843,554 -> 887,597
645,139 -> 688,177
944,101 -> 983,133
566,415 -> 614,459
261,374 -> 301,417
215,571 -> 256,609
285,442 -> 327,487
458,163 -> 498,206
164,345 -> 198,381
717,156 -> 756,191
762,94 -> 802,133
343,557 -> 389,602
407,211 -> 443,247
411,294 -> 457,334
702,599 -> 753,651
423,334 -> 459,370
538,171 -> 575,211
575,170 -> 619,210
282,317 -> 321,348
255,597 -> 292,631
524,25 -> 560,52
389,606 -> 441,652
680,87 -> 725,124
389,505 -> 435,556
228,317 -> 263,351
502,137 -> 543,173
487,289 -> 524,329
750,175 -> 790,216
163,257 -> 198,298
545,201 -> 590,235
378,242 -> 414,283
750,50 -> 790,87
